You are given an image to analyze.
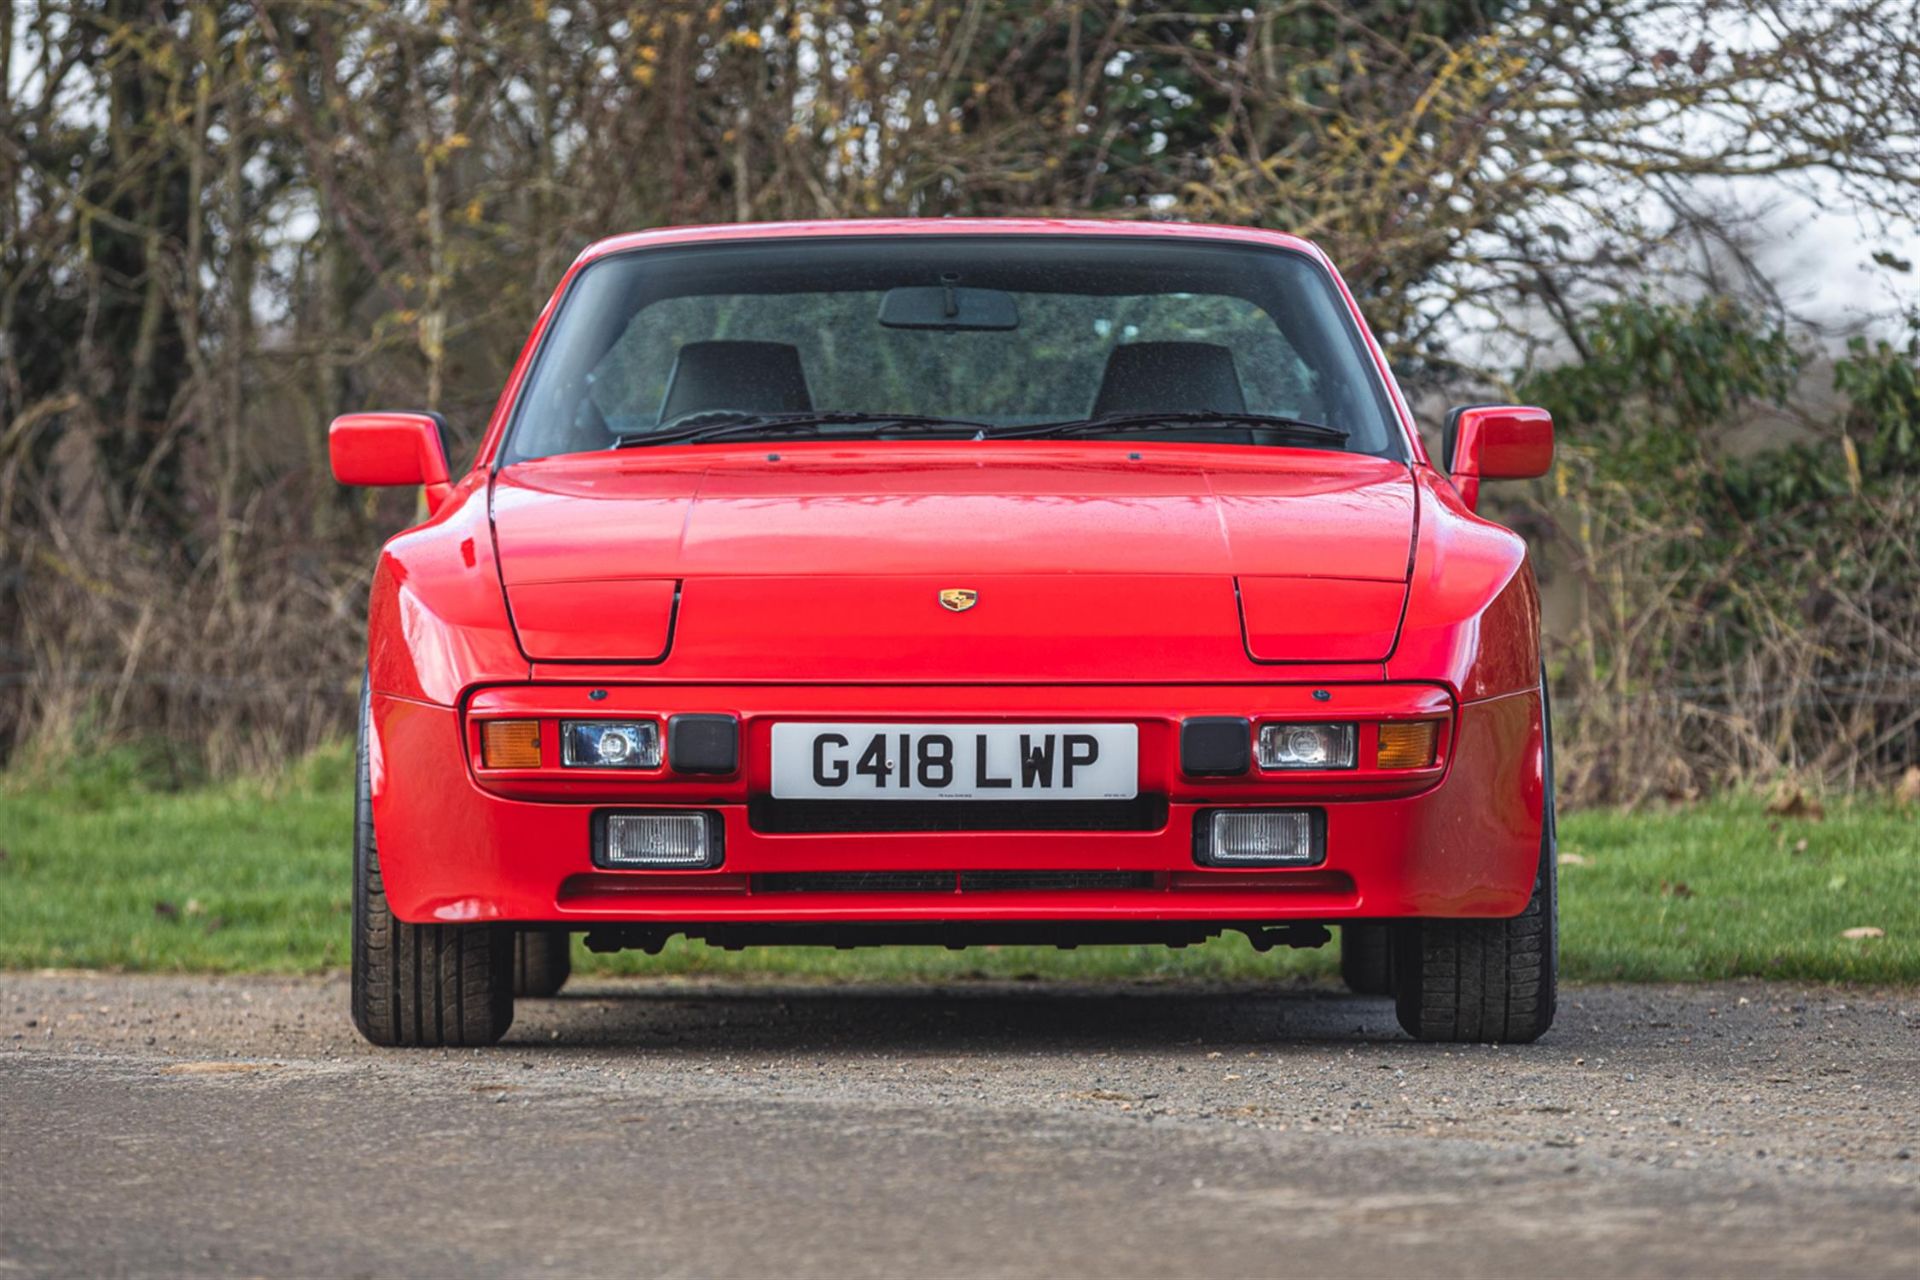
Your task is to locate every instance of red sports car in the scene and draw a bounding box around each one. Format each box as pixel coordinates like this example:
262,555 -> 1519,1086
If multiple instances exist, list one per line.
331,219 -> 1557,1047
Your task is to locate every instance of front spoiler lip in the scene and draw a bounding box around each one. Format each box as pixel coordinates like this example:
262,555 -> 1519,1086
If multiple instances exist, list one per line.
546,869 -> 1360,920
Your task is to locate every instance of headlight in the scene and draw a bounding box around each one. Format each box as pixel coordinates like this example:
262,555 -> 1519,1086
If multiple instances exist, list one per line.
1257,722 -> 1355,770
562,720 -> 661,769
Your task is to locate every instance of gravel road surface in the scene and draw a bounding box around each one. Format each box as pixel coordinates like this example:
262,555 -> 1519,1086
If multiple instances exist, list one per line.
2,973 -> 1916,1278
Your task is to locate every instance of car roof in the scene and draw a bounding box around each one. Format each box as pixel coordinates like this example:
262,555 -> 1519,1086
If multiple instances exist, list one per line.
572,219 -> 1328,269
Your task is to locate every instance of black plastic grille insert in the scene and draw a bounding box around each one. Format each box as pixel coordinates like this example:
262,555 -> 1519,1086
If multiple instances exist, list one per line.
962,870 -> 1153,892
753,870 -> 1156,895
755,871 -> 952,894
748,796 -> 1168,834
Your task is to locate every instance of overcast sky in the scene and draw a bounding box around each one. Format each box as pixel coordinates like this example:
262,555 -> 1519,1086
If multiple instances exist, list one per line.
1759,189 -> 1919,338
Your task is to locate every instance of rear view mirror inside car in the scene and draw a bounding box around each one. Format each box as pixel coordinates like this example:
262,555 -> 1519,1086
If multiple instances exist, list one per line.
878,283 -> 1019,331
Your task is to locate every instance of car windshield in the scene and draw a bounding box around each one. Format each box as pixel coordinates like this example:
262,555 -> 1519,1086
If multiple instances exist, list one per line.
503,235 -> 1405,462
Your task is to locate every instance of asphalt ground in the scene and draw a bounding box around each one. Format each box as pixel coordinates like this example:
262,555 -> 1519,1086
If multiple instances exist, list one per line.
2,972 -> 1916,1278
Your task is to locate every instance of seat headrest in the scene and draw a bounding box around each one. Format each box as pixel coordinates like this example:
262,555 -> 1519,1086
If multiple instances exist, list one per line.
1091,341 -> 1246,418
660,340 -> 813,421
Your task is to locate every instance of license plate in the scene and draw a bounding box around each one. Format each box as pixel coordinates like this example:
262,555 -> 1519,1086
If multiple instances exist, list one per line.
769,723 -> 1138,800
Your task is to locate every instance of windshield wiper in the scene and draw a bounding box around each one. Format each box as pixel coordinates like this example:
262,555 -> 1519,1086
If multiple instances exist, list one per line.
982,410 -> 1350,444
612,408 -> 1351,449
613,411 -> 994,448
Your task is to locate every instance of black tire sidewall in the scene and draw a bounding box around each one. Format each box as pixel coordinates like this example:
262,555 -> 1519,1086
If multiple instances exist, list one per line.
1340,923 -> 1394,995
514,929 -> 573,998
349,675 -> 379,1040
1539,664 -> 1560,1028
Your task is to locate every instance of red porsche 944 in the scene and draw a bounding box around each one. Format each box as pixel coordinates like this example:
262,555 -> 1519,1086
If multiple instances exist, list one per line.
331,220 -> 1558,1047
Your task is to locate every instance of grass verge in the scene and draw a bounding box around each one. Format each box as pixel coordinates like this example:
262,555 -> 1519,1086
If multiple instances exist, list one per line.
1,746 -> 1914,982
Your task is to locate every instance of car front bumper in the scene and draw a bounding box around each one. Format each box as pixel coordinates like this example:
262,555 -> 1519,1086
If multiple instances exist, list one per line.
368,682 -> 1544,926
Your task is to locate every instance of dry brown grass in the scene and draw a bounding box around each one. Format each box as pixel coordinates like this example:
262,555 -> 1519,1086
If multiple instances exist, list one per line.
1539,458 -> 1920,805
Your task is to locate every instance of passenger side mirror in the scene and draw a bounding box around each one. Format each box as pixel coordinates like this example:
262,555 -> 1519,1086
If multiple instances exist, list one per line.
329,411 -> 454,512
1441,405 -> 1554,512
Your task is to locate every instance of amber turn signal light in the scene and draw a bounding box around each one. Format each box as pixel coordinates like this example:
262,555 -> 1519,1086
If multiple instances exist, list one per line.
1375,721 -> 1438,769
481,719 -> 542,768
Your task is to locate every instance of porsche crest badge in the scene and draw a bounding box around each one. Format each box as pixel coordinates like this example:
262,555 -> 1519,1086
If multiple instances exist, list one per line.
938,588 -> 979,613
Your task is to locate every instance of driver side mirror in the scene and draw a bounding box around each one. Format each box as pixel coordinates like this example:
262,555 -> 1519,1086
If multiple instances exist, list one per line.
329,411 -> 454,513
1442,404 -> 1554,512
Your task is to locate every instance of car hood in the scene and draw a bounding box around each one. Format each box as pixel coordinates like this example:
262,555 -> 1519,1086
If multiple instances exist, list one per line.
490,445 -> 1417,673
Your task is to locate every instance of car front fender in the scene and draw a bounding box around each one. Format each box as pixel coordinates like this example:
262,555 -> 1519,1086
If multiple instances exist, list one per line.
1388,467 -> 1541,703
366,475 -> 529,706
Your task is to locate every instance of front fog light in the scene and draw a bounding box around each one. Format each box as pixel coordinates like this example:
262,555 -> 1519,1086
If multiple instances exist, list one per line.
597,811 -> 721,869
563,720 -> 661,769
1197,809 -> 1323,867
1257,722 -> 1355,770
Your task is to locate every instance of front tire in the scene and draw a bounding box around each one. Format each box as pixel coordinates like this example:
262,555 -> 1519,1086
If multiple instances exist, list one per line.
1390,672 -> 1558,1044
1389,847 -> 1556,1043
351,680 -> 514,1048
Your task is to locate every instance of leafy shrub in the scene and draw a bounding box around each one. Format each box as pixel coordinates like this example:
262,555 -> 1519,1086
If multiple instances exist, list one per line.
1523,304 -> 1920,802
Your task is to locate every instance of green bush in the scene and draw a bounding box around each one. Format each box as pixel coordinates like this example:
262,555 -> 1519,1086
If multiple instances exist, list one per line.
1520,304 -> 1920,802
